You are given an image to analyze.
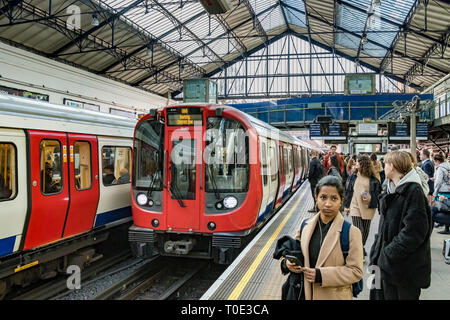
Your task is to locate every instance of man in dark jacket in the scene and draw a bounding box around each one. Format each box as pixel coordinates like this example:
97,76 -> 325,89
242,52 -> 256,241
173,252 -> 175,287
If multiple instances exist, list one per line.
307,152 -> 324,212
420,149 -> 434,204
369,163 -> 432,300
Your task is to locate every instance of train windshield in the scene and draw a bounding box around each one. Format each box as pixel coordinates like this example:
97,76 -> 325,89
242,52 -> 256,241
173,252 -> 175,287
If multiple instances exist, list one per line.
205,117 -> 249,193
133,119 -> 164,191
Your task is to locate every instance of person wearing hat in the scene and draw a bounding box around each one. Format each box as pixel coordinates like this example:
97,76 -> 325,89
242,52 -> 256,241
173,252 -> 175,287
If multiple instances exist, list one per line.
103,165 -> 116,185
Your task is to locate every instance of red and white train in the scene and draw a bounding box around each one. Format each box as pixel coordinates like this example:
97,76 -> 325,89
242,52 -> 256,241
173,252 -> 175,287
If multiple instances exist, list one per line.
0,95 -> 136,298
129,104 -> 320,264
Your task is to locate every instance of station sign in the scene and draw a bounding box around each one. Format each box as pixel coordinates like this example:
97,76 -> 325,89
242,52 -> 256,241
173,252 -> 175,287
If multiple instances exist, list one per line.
309,123 -> 348,141
167,107 -> 203,126
357,123 -> 378,136
388,122 -> 429,141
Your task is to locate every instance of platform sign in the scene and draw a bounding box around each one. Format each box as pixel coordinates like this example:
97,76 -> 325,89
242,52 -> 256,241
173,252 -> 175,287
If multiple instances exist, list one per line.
329,124 -> 341,136
309,123 -> 348,141
309,124 -> 321,138
358,123 -> 378,135
395,123 -> 408,137
389,122 -> 429,141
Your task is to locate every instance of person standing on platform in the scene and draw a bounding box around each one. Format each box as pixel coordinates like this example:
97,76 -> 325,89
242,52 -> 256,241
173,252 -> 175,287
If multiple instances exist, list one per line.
323,145 -> 345,175
286,176 -> 363,300
307,152 -> 325,213
432,153 -> 450,198
369,151 -> 432,300
344,154 -> 381,261
370,153 -> 382,182
420,150 -> 434,205
327,155 -> 342,183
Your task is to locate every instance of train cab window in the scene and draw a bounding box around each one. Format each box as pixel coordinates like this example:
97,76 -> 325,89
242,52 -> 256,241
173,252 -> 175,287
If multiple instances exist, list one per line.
0,143 -> 17,201
40,140 -> 62,195
74,142 -> 92,190
205,117 -> 249,193
133,119 -> 164,192
102,147 -> 132,186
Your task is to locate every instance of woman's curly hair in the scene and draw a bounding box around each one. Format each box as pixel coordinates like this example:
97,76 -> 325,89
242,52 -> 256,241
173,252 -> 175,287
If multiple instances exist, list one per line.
357,154 -> 376,178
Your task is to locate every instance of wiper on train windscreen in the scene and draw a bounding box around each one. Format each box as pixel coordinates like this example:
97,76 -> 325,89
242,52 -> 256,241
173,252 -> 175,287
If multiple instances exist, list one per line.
169,161 -> 186,208
207,165 -> 221,200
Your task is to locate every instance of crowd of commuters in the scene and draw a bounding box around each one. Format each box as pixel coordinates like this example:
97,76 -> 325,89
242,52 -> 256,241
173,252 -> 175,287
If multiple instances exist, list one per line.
280,144 -> 450,300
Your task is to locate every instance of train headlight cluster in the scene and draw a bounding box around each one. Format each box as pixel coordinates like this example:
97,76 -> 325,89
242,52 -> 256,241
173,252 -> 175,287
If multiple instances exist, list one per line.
136,193 -> 148,206
223,196 -> 238,209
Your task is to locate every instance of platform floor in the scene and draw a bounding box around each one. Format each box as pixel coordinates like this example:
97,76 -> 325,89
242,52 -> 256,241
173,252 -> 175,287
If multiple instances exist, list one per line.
201,181 -> 450,300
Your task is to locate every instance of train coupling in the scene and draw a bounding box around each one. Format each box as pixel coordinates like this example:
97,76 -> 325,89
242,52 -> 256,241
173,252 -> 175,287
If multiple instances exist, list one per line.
163,239 -> 196,255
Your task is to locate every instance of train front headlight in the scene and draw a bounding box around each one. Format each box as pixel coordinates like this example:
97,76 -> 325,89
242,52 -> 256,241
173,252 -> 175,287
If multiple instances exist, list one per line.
136,193 -> 148,206
223,196 -> 238,209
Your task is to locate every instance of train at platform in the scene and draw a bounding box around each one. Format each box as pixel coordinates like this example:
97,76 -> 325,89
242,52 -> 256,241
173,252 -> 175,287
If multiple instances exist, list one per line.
0,95 -> 136,298
129,103 -> 320,264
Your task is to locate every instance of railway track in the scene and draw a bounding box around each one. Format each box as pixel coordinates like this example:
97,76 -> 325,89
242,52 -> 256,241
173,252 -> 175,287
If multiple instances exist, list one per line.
90,257 -> 209,300
11,250 -> 132,300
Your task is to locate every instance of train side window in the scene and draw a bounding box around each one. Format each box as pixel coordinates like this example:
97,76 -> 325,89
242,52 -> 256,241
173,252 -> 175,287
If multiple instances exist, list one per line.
40,140 -> 62,195
102,146 -> 132,186
261,142 -> 268,186
74,141 -> 92,190
288,148 -> 293,173
0,143 -> 17,201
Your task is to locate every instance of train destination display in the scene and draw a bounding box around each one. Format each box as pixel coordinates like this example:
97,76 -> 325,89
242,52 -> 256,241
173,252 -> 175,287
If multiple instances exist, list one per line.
167,107 -> 203,126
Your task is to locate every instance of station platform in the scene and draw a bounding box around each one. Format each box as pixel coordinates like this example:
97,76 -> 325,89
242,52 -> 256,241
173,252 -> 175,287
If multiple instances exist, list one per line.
201,181 -> 450,300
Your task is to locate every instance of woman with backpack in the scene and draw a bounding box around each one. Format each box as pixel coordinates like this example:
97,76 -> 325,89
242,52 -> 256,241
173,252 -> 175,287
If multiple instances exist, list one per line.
369,151 -> 432,300
285,176 -> 363,300
344,154 -> 381,261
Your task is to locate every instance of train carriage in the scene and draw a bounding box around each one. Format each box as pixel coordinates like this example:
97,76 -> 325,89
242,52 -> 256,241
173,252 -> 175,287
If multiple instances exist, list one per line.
129,103 -> 320,264
0,95 -> 136,298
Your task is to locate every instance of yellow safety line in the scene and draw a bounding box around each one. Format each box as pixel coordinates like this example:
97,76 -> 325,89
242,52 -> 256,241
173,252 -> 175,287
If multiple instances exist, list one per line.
227,188 -> 308,300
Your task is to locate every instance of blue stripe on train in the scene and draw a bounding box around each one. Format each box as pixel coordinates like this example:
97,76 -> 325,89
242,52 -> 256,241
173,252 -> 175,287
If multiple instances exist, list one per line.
0,235 -> 16,257
94,206 -> 132,227
257,201 -> 274,223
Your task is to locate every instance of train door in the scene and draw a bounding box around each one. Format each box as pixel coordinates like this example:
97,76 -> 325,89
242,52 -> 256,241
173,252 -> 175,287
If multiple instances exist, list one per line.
292,145 -> 300,191
166,127 -> 202,231
267,139 -> 278,211
284,144 -> 294,195
23,130 -> 69,250
274,142 -> 285,209
62,134 -> 99,238
258,137 -> 270,219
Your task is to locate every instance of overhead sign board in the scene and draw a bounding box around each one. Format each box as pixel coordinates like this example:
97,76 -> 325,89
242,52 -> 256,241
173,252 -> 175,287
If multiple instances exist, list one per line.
388,122 -> 429,141
358,123 -> 378,135
309,123 -> 348,141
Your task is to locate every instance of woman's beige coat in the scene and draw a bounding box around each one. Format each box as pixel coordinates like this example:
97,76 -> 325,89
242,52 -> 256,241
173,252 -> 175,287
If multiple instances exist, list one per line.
295,213 -> 363,300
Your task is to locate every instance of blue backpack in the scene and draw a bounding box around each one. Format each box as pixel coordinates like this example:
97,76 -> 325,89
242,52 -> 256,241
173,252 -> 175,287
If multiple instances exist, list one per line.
300,219 -> 363,298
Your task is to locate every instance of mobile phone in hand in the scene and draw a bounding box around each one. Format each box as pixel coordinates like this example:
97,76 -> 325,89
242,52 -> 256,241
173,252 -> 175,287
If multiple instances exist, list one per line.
285,255 -> 302,266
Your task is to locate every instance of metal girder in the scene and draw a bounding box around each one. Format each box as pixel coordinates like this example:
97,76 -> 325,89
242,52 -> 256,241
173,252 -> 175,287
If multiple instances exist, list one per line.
379,0 -> 420,72
404,30 -> 450,83
283,2 -> 445,76
151,0 -> 225,64
97,10 -> 207,75
135,3 -> 278,88
337,0 -> 449,47
241,0 -> 268,43
215,13 -> 247,54
49,0 -> 144,57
